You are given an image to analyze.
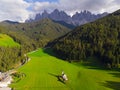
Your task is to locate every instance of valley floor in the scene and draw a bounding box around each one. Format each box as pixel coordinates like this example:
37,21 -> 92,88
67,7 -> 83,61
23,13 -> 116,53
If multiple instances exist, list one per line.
10,48 -> 120,90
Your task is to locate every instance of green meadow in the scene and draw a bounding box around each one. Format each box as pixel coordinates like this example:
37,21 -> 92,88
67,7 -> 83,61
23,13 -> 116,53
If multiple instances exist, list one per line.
0,34 -> 20,47
11,48 -> 120,90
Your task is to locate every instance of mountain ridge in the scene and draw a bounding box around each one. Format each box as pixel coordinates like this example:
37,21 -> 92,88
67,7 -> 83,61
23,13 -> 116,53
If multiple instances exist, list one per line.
26,9 -> 108,26
0,18 -> 71,48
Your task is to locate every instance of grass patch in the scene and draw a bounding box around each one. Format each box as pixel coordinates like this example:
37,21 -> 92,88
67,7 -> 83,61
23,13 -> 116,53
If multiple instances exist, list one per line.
0,34 -> 20,47
10,48 -> 120,90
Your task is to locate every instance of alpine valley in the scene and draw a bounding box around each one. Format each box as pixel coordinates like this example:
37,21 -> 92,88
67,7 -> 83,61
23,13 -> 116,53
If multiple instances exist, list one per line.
0,8 -> 119,90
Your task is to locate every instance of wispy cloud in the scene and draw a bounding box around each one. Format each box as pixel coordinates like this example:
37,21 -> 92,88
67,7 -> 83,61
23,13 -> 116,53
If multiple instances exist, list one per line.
0,0 -> 31,22
31,0 -> 120,15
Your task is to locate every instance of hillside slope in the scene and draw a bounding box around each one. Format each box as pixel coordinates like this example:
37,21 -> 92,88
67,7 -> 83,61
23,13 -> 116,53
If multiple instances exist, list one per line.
1,18 -> 70,40
0,25 -> 36,51
0,34 -> 20,47
0,18 -> 71,47
52,9 -> 120,68
0,33 -> 24,71
0,18 -> 71,71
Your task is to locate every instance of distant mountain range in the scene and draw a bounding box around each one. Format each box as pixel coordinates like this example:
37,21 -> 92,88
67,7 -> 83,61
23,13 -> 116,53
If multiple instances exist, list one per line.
26,9 -> 108,26
1,20 -> 19,24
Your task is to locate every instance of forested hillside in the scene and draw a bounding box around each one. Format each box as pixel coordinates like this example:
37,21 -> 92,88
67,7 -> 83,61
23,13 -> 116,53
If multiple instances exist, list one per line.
0,25 -> 36,52
0,33 -> 25,72
52,9 -> 120,68
1,18 -> 70,47
0,18 -> 70,71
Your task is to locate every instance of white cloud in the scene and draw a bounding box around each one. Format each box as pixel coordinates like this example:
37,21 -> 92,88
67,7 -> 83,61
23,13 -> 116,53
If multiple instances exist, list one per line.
31,0 -> 120,15
32,1 -> 58,13
0,0 -> 31,22
0,0 -> 120,22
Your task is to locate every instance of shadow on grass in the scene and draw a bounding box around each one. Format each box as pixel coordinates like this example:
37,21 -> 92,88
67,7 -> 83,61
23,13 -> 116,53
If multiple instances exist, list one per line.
102,81 -> 120,90
77,57 -> 108,71
43,48 -> 65,60
44,48 -> 120,72
79,57 -> 120,72
43,48 -> 57,57
81,62 -> 106,70
48,73 -> 65,84
109,72 -> 120,78
81,62 -> 120,72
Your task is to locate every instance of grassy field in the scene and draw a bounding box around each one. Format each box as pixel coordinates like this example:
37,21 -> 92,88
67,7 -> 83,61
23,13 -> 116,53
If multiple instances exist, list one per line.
10,48 -> 120,90
0,34 -> 20,47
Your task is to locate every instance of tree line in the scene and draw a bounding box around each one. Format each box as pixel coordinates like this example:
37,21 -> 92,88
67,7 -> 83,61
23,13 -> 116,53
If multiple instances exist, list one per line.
0,46 -> 27,72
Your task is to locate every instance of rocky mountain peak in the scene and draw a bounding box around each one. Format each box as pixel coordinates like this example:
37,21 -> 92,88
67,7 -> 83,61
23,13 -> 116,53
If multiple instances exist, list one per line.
26,9 -> 108,26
